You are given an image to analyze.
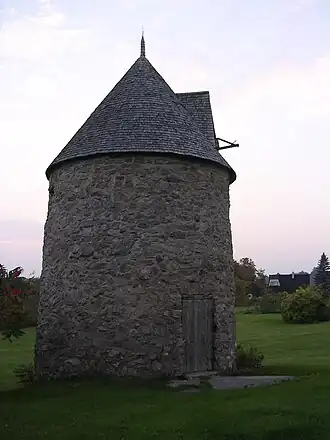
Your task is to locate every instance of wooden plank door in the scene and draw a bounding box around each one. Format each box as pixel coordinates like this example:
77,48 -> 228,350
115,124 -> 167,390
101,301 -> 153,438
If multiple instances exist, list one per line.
182,298 -> 213,373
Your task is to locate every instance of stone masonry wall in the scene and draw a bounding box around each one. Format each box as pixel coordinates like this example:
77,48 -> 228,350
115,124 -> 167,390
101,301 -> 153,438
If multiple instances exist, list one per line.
35,154 -> 236,380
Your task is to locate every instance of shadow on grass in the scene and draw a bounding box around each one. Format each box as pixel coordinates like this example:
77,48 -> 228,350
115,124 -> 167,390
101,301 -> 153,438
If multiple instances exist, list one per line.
2,362 -> 327,401
220,424 -> 326,440
260,364 -> 330,376
0,375 -> 175,403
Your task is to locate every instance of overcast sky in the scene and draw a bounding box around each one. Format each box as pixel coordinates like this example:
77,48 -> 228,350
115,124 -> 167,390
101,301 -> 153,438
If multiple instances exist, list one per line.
1,0 -> 329,276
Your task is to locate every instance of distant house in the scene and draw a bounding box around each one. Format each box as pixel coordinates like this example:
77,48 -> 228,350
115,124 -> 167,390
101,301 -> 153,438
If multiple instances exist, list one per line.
267,272 -> 311,294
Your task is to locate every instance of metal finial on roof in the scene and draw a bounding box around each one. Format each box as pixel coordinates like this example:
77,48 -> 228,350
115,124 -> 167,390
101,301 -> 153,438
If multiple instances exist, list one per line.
140,28 -> 145,57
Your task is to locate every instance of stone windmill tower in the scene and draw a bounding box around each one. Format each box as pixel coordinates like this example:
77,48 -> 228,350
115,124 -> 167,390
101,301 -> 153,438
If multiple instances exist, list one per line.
35,35 -> 237,380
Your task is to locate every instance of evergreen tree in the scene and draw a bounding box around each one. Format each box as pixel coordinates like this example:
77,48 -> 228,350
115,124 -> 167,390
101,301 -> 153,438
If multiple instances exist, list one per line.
314,253 -> 330,295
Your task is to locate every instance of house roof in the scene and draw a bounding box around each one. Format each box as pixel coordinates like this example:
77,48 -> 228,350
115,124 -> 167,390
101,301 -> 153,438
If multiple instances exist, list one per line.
268,273 -> 311,293
46,37 -> 236,183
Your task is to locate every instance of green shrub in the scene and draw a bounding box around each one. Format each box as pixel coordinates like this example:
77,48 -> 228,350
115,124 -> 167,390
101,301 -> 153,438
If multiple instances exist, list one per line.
241,294 -> 282,315
258,294 -> 282,314
13,363 -> 35,385
235,294 -> 251,307
21,293 -> 39,327
281,286 -> 330,324
236,343 -> 264,371
241,306 -> 258,314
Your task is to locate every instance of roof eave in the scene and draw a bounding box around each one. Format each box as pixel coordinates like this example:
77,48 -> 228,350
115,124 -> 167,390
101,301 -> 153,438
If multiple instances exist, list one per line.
46,151 -> 237,183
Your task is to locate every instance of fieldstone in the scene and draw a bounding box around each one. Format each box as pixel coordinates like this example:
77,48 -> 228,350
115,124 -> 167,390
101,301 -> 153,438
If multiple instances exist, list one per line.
65,358 -> 81,367
139,268 -> 152,280
81,245 -> 94,257
34,40 -> 236,381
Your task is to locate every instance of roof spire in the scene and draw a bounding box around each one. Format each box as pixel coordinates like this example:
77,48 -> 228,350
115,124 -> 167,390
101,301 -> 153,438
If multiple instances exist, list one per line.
140,28 -> 145,57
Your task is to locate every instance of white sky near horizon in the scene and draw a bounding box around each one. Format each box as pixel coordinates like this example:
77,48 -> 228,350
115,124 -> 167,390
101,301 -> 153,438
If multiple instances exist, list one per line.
0,0 -> 329,277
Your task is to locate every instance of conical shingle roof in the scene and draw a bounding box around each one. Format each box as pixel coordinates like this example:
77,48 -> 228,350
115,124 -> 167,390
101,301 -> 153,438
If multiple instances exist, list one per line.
46,41 -> 236,183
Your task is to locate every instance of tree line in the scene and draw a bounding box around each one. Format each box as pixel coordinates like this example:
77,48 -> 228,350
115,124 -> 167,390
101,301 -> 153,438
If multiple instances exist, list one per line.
234,252 -> 330,305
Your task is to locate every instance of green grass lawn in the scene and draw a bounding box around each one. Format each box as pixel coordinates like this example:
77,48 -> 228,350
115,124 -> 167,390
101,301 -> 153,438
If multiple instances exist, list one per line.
237,313 -> 330,376
1,315 -> 330,440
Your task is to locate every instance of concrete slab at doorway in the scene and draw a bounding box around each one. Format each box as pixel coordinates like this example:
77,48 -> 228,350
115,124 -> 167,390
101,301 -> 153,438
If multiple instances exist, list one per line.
168,374 -> 295,391
209,375 -> 295,390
